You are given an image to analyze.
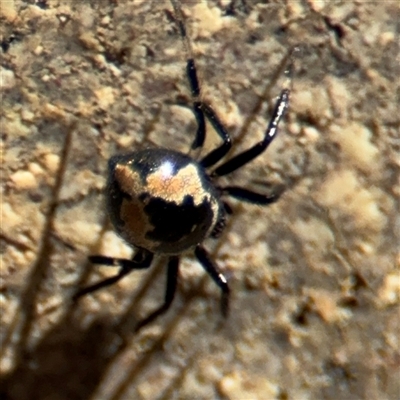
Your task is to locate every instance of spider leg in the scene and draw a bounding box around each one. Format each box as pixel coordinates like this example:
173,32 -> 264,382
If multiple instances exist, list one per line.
194,245 -> 230,317
223,201 -> 233,215
73,249 -> 153,300
212,88 -> 290,177
135,256 -> 179,332
221,186 -> 283,205
171,0 -> 232,163
200,103 -> 232,168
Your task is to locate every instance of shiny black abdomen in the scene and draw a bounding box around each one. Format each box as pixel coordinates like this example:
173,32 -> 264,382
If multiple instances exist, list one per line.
106,149 -> 224,254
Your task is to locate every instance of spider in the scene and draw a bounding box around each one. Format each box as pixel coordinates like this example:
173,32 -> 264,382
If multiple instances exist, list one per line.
74,0 -> 292,332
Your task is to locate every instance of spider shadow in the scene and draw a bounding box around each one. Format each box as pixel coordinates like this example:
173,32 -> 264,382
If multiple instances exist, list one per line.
0,311 -> 124,400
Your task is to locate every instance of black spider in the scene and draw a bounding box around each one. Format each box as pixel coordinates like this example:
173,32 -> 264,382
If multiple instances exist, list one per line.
74,0 -> 292,332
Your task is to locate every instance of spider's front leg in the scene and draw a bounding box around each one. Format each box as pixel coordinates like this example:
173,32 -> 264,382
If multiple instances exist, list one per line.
171,0 -> 232,165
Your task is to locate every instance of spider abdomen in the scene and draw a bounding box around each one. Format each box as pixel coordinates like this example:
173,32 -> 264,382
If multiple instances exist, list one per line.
107,149 -> 223,254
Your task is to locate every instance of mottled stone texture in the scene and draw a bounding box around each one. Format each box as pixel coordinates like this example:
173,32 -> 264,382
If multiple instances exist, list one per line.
1,1 -> 398,399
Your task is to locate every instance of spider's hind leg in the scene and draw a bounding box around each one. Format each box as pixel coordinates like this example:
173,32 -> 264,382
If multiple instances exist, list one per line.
73,249 -> 154,300
134,256 -> 180,332
194,245 -> 230,317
